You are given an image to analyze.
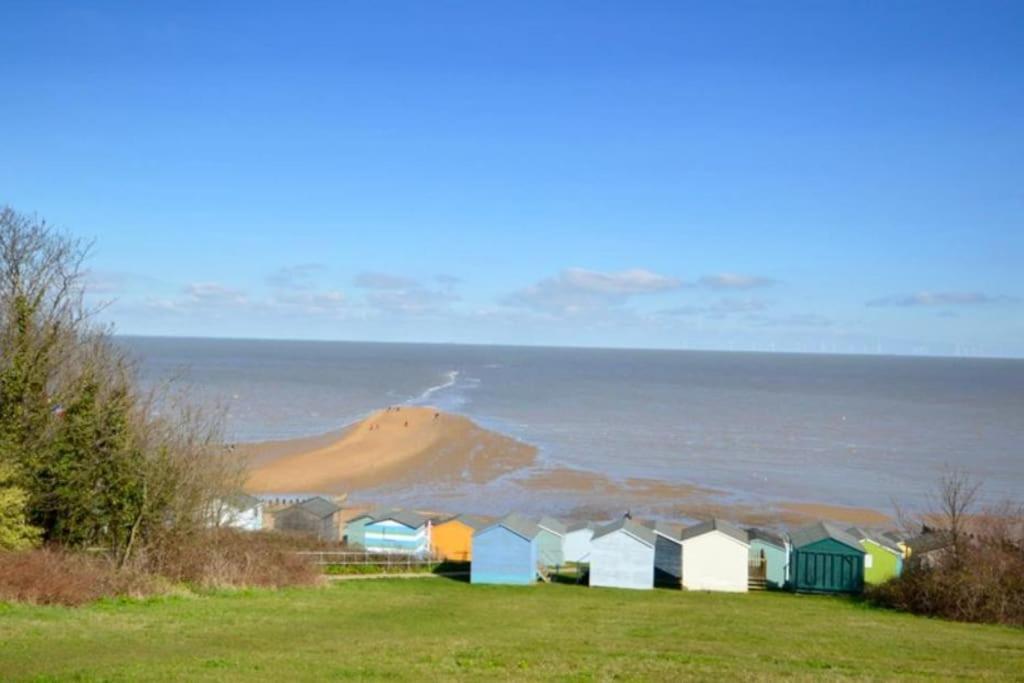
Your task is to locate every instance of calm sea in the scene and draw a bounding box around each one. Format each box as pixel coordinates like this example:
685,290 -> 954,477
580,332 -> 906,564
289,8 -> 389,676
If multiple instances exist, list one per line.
121,336 -> 1024,511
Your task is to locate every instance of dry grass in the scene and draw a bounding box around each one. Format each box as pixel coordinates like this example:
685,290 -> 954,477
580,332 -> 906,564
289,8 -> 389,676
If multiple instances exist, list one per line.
0,548 -> 157,606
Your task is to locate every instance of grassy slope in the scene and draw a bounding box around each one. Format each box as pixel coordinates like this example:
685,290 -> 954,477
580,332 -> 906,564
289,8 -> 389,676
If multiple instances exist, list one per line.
1,580 -> 1022,681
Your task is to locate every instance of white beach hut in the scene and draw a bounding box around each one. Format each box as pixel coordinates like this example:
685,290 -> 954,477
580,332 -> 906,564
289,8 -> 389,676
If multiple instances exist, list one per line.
589,518 -> 656,590
679,519 -> 750,592
214,493 -> 264,531
563,522 -> 596,563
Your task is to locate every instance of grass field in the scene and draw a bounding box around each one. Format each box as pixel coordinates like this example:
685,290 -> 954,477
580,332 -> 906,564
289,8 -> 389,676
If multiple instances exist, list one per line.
1,578 -> 1022,681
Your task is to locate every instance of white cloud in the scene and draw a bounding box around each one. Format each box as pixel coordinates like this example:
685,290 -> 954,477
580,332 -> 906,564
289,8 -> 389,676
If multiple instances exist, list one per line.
698,273 -> 777,290
354,271 -> 419,290
508,267 -> 683,316
867,291 -> 1018,307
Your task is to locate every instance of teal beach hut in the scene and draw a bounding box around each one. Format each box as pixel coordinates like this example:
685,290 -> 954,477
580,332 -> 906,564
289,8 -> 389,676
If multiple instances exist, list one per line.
471,514 -> 541,585
343,509 -> 381,547
746,528 -> 789,589
536,516 -> 567,567
789,522 -> 865,594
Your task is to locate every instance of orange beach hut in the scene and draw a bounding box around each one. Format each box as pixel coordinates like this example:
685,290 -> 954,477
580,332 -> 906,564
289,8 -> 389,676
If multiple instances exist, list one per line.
431,514 -> 489,561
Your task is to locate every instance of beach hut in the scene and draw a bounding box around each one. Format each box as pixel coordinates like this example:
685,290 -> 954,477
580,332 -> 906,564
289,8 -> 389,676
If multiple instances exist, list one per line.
273,496 -> 340,542
431,514 -> 488,562
905,531 -> 953,570
341,509 -> 381,547
214,493 -> 263,531
653,521 -> 685,588
363,510 -> 431,555
679,519 -> 750,592
563,522 -> 596,563
471,514 -> 542,585
789,522 -> 865,594
536,516 -> 568,568
589,518 -> 656,590
746,528 -> 789,589
847,527 -> 904,584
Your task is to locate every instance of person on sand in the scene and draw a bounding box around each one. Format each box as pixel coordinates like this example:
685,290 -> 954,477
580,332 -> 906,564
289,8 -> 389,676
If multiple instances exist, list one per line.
434,412 -> 439,420
404,420 -> 409,427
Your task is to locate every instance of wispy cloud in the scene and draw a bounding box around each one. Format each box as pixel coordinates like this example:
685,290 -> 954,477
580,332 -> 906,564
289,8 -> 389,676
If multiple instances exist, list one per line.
354,271 -> 420,290
866,291 -> 1018,308
266,263 -> 326,291
659,298 -> 770,318
698,273 -> 778,290
508,267 -> 682,316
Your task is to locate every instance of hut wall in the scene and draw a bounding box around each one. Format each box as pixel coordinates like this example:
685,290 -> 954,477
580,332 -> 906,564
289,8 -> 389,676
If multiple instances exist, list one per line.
749,540 -> 788,589
862,540 -> 902,585
590,531 -> 654,590
364,519 -> 428,554
536,528 -> 564,567
681,531 -> 749,592
344,517 -> 372,546
471,526 -> 537,585
790,538 -> 864,594
563,529 -> 594,563
654,535 -> 682,587
431,520 -> 474,561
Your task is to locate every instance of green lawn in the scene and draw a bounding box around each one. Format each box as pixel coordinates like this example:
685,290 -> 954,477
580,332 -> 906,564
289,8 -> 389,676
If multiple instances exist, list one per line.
1,579 -> 1022,681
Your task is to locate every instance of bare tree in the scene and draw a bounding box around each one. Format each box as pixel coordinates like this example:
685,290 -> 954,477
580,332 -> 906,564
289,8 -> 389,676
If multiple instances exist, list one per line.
928,466 -> 981,568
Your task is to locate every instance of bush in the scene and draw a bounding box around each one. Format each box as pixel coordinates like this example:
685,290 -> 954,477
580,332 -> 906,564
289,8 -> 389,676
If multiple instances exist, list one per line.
140,529 -> 323,589
0,548 -> 157,606
867,540 -> 1024,626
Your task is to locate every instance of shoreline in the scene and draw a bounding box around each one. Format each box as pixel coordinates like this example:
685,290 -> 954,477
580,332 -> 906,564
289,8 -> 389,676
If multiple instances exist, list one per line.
242,406 -> 892,528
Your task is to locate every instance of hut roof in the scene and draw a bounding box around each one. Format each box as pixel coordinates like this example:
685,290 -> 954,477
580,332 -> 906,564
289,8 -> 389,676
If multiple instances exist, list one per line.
906,530 -> 954,555
435,514 -> 489,530
224,492 -> 261,512
566,521 -> 597,533
745,527 -> 787,548
789,521 -> 863,552
537,516 -> 568,536
653,521 -> 685,543
680,519 -> 749,545
480,513 -> 541,541
373,510 -> 429,529
593,517 -> 657,547
846,527 -> 903,555
295,496 -> 340,519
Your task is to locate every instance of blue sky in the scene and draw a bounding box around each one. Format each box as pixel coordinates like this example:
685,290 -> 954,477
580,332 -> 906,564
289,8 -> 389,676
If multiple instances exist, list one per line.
2,1 -> 1022,356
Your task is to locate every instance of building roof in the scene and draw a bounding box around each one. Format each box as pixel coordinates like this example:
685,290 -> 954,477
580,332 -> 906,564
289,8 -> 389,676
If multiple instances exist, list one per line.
846,527 -> 903,555
789,521 -> 864,552
373,510 -> 429,529
592,517 -> 657,547
653,521 -> 685,542
435,514 -> 489,530
537,516 -> 568,536
680,519 -> 749,545
293,496 -> 340,519
906,530 -> 954,555
566,521 -> 597,533
746,527 -> 787,548
224,492 -> 261,512
477,513 -> 542,541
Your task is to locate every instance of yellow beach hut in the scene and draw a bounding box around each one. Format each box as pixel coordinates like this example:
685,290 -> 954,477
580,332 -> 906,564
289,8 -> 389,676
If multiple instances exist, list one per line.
431,514 -> 488,561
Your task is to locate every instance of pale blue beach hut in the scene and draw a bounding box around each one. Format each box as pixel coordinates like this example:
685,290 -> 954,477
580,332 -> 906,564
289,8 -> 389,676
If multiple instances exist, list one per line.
363,510 -> 430,555
746,528 -> 789,589
589,518 -> 657,590
471,514 -> 541,585
536,516 -> 568,567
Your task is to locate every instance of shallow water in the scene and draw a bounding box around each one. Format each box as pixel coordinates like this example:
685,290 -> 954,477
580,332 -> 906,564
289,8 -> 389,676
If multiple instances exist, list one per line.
122,336 -> 1024,512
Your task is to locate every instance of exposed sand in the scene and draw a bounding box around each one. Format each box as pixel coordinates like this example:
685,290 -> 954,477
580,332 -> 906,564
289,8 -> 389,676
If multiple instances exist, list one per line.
245,406 -> 537,494
245,406 -> 892,529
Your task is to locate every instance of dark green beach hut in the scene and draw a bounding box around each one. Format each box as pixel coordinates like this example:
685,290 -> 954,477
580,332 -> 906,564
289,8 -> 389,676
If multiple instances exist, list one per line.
788,522 -> 865,594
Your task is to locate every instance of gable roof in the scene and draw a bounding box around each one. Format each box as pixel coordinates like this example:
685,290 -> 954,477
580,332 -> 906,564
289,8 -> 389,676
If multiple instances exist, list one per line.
566,521 -> 597,533
294,496 -> 340,519
435,514 -> 489,530
372,510 -> 429,529
537,516 -> 568,536
746,527 -> 787,548
476,513 -> 541,541
653,521 -> 685,543
789,521 -> 864,552
906,530 -> 953,555
592,517 -> 656,547
846,527 -> 903,555
680,519 -> 749,545
224,492 -> 261,512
